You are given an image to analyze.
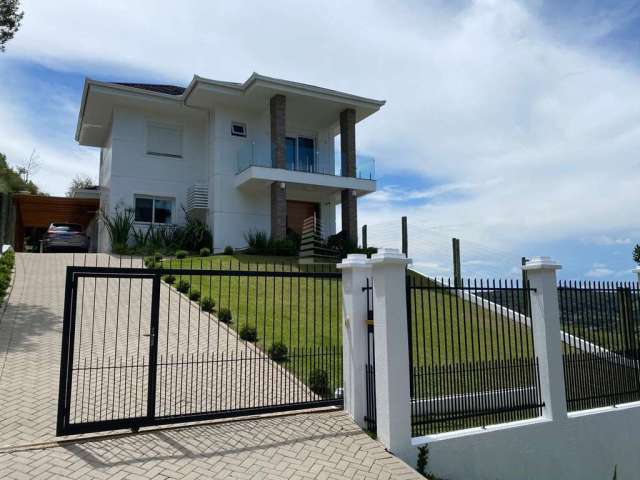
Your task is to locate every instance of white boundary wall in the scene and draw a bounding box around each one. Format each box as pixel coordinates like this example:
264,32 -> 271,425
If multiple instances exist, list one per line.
423,403 -> 640,479
340,253 -> 640,479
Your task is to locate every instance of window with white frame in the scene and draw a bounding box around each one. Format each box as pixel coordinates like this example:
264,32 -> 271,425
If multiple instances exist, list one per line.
134,196 -> 174,224
146,122 -> 182,157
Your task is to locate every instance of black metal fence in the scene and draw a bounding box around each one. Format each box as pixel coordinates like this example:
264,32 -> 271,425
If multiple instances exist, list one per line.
558,281 -> 640,412
58,255 -> 343,435
363,278 -> 376,433
407,273 -> 544,436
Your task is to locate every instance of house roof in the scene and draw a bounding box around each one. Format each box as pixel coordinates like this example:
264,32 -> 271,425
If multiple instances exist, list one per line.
76,73 -> 385,146
114,83 -> 186,96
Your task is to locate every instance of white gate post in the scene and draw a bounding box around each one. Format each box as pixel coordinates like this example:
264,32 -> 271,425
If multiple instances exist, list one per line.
523,256 -> 567,421
338,254 -> 371,428
369,248 -> 412,457
633,266 -> 640,284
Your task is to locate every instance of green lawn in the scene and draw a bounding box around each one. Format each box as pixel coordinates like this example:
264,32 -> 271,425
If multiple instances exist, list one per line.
0,250 -> 15,304
160,254 -> 343,391
159,256 -> 537,399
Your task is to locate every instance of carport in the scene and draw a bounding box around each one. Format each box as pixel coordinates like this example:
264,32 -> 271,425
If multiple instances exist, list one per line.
12,193 -> 99,252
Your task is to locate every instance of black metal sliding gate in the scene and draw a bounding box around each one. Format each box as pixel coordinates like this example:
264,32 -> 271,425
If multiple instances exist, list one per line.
57,263 -> 343,436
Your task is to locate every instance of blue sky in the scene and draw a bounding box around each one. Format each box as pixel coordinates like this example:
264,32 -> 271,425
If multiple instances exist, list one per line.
1,0 -> 639,280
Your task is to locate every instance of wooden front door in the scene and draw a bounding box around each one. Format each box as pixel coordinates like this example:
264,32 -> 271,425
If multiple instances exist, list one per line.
287,201 -> 319,236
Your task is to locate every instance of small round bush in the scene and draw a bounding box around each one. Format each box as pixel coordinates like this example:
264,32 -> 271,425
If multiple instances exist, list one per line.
199,247 -> 211,257
218,307 -> 232,324
223,245 -> 234,255
176,279 -> 190,294
308,368 -> 330,397
200,296 -> 215,313
240,325 -> 258,342
144,256 -> 157,268
268,342 -> 288,362
154,252 -> 163,261
176,250 -> 188,259
189,289 -> 201,302
162,274 -> 176,285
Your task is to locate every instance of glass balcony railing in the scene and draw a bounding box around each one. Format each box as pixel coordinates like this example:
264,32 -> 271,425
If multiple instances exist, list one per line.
236,141 -> 376,180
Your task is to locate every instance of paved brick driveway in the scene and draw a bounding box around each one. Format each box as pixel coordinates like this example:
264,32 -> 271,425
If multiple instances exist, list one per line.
0,254 -> 420,479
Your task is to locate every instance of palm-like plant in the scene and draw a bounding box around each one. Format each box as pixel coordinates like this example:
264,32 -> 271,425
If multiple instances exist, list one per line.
101,206 -> 134,253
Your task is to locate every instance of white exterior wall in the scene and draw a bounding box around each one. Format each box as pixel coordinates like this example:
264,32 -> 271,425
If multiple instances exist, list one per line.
97,128 -> 112,252
209,106 -> 271,251
422,405 -> 640,479
98,100 -> 339,253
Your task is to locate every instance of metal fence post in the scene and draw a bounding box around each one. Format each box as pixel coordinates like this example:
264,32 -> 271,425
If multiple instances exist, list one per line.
369,248 -> 412,459
523,256 -> 567,421
337,254 -> 371,428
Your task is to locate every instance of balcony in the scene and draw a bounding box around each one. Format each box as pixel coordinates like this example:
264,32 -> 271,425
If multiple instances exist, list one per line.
235,142 -> 376,197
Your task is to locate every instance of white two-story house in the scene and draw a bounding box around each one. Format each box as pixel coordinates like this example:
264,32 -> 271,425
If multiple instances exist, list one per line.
75,73 -> 383,253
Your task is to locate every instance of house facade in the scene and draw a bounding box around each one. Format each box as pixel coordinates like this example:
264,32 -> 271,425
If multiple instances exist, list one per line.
75,73 -> 383,253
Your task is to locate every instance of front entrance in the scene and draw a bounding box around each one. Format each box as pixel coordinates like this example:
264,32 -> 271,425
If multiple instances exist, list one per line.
57,262 -> 343,435
286,200 -> 319,237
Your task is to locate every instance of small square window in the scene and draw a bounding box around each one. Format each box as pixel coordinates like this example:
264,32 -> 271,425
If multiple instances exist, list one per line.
231,122 -> 247,137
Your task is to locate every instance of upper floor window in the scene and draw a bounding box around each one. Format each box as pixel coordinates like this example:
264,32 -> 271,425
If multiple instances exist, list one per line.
285,136 -> 315,172
134,195 -> 174,224
231,122 -> 247,137
146,122 -> 182,158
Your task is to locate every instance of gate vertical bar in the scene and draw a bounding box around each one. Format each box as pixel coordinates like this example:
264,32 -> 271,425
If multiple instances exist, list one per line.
57,267 -> 76,435
146,274 -> 161,421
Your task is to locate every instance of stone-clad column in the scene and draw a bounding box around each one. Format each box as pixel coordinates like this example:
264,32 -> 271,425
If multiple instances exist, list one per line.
270,94 -> 287,240
340,108 -> 357,244
271,94 -> 286,168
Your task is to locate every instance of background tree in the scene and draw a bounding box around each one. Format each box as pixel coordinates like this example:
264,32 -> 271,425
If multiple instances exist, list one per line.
633,244 -> 640,265
0,152 -> 40,194
0,0 -> 23,52
66,174 -> 96,197
16,149 -> 40,184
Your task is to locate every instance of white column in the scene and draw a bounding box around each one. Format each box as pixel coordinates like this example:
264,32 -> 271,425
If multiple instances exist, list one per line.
337,254 -> 371,428
633,267 -> 640,284
523,256 -> 567,421
369,248 -> 412,456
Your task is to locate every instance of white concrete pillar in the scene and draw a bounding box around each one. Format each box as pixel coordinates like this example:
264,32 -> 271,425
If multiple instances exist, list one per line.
337,254 -> 371,428
523,256 -> 567,421
633,266 -> 640,284
369,248 -> 412,456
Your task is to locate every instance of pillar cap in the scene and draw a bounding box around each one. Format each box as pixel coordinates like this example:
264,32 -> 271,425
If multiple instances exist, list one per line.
337,254 -> 371,269
523,256 -> 562,271
369,248 -> 412,266
633,266 -> 640,274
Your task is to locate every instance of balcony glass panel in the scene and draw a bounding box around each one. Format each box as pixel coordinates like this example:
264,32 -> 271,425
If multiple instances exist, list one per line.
237,141 -> 375,180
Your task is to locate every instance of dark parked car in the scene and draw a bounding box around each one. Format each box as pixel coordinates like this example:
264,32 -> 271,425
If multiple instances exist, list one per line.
44,223 -> 89,252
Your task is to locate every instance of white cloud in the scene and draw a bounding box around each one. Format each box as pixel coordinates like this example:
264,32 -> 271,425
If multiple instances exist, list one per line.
585,263 -> 615,278
1,0 -> 639,275
584,236 -> 634,246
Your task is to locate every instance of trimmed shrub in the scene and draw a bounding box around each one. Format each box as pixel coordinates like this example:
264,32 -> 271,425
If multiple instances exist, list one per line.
308,368 -> 330,397
244,230 -> 298,256
162,274 -> 176,285
154,252 -> 163,261
223,245 -> 234,255
239,325 -> 258,342
199,247 -> 211,257
188,289 -> 201,302
144,256 -> 158,269
268,342 -> 288,362
176,279 -> 190,293
175,250 -> 188,259
200,296 -> 215,313
218,307 -> 232,324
